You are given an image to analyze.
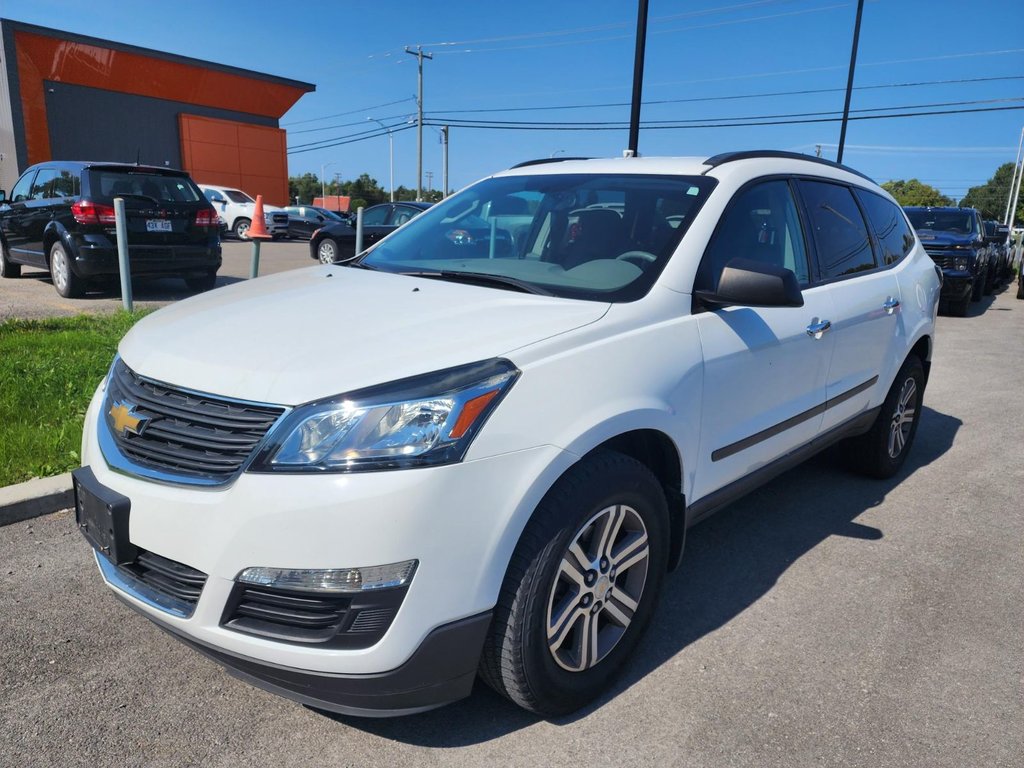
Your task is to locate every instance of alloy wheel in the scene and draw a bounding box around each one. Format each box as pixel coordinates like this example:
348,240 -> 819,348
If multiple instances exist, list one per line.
887,377 -> 917,458
318,240 -> 337,264
545,504 -> 650,672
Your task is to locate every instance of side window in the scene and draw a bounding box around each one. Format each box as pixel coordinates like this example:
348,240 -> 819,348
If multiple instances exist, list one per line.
362,206 -> 390,226
29,168 -> 59,199
855,189 -> 915,265
391,206 -> 419,226
51,170 -> 78,198
9,171 -> 36,203
799,180 -> 876,279
695,179 -> 810,292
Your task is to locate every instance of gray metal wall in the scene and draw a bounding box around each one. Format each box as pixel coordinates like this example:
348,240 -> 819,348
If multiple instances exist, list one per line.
44,81 -> 278,170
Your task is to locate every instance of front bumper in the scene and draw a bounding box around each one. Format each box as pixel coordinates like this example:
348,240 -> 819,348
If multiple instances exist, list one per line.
80,382 -> 567,712
938,269 -> 973,301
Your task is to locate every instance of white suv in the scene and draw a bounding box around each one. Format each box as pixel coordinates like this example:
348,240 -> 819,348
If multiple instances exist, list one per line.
75,151 -> 940,718
198,184 -> 289,239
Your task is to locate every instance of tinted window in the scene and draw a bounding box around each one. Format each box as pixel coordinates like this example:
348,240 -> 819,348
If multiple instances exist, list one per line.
362,206 -> 390,226
52,170 -> 78,198
9,171 -> 36,203
800,180 -> 876,279
224,189 -> 254,204
29,168 -> 59,199
87,171 -> 202,203
856,189 -> 915,265
695,179 -> 810,292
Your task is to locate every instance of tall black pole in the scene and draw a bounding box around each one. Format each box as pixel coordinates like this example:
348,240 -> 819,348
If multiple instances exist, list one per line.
627,0 -> 650,157
836,0 -> 864,165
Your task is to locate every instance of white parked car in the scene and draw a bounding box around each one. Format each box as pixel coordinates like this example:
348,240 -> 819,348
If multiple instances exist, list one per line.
198,184 -> 288,239
76,151 -> 940,718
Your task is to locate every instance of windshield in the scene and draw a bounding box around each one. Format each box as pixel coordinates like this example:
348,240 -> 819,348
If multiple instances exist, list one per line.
358,173 -> 716,301
905,209 -> 976,235
87,170 -> 203,203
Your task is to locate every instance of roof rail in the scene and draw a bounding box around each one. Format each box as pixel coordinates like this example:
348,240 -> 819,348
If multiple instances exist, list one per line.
702,150 -> 875,183
510,157 -> 591,169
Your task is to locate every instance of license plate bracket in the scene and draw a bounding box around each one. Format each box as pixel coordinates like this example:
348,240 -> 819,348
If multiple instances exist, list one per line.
73,467 -> 136,565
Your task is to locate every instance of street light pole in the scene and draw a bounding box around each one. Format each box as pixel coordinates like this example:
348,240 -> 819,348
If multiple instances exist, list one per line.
405,45 -> 433,202
626,0 -> 649,158
368,117 -> 395,203
1004,125 -> 1023,226
441,125 -> 449,198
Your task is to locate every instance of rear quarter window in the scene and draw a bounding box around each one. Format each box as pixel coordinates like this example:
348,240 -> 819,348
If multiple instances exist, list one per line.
855,189 -> 915,265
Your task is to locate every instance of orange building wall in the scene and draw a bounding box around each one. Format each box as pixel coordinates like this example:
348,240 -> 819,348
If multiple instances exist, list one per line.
180,115 -> 289,206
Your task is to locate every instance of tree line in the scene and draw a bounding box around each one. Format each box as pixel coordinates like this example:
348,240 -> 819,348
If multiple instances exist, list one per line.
288,173 -> 445,210
882,162 -> 1023,222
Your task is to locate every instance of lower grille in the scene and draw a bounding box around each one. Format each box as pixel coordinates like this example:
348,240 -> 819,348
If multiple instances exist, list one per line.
927,253 -> 955,269
221,583 -> 407,649
117,549 -> 207,613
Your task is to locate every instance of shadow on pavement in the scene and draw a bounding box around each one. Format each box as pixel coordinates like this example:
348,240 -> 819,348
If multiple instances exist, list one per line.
322,405 -> 962,745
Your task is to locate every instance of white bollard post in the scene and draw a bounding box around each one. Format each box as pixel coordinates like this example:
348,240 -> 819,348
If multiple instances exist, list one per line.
355,206 -> 364,257
113,197 -> 133,312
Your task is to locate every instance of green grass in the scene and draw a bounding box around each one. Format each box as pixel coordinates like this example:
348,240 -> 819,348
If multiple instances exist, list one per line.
0,312 -> 149,487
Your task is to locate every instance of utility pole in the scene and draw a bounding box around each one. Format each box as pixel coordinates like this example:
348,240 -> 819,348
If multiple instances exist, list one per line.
626,0 -> 650,157
815,144 -> 822,158
405,45 -> 433,201
836,0 -> 865,165
1004,125 -> 1023,226
425,170 -> 434,198
441,126 -> 449,197
368,117 -> 395,202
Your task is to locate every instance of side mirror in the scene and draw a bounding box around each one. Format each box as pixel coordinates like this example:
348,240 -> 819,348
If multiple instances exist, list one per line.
0,189 -> 6,202
694,258 -> 804,309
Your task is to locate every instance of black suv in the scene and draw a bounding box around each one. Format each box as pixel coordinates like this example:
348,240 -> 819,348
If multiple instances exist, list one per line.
0,162 -> 221,297
904,206 -> 995,316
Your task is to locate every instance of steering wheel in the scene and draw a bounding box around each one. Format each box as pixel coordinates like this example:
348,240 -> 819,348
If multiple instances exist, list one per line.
616,250 -> 657,265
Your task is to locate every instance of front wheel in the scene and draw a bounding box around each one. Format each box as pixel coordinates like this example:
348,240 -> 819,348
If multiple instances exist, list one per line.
233,218 -> 251,240
0,245 -> 21,278
316,238 -> 339,264
972,269 -> 986,302
49,241 -> 84,298
479,451 -> 668,716
846,355 -> 925,479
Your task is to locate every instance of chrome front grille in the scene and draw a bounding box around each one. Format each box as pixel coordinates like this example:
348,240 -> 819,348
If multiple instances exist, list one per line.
102,359 -> 285,483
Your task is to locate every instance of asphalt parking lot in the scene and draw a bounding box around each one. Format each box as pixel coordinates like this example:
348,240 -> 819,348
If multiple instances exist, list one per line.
0,239 -> 314,322
1,285 -> 1022,767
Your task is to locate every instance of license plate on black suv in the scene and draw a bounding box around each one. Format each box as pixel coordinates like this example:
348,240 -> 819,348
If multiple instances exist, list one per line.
73,467 -> 136,565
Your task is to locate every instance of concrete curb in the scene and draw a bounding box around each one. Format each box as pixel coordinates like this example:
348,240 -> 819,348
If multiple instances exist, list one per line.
0,473 -> 74,526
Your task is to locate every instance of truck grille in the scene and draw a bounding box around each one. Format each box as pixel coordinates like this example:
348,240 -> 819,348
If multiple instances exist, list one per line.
103,359 -> 285,483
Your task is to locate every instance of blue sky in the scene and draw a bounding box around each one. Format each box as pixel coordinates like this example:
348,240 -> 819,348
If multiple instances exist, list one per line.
9,0 -> 1024,201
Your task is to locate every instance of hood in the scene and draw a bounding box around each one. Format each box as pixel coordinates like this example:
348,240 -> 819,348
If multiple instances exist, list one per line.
118,266 -> 608,405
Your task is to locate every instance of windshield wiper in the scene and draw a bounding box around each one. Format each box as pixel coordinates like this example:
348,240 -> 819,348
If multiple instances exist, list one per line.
402,270 -> 552,296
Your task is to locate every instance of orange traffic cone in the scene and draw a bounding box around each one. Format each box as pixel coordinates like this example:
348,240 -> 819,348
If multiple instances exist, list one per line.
246,195 -> 272,240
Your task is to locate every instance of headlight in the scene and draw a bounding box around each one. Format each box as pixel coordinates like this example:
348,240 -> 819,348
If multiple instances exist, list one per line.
954,257 -> 968,271
250,358 -> 519,473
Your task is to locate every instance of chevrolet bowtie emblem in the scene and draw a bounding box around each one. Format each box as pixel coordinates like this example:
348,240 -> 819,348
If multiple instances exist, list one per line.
109,401 -> 149,438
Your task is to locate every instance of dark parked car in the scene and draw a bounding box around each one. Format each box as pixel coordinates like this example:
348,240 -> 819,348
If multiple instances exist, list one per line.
904,206 -> 995,316
984,220 -> 1012,282
309,201 -> 431,263
283,205 -> 350,240
0,162 -> 221,297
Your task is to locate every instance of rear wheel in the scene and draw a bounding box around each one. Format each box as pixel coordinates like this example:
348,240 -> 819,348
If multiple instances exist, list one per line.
49,241 -> 84,298
0,245 -> 21,278
1017,276 -> 1024,300
479,451 -> 668,716
233,218 -> 251,240
983,264 -> 995,295
846,355 -> 924,479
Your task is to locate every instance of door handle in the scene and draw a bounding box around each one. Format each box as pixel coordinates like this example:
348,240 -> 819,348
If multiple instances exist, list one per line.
883,297 -> 901,314
806,319 -> 832,339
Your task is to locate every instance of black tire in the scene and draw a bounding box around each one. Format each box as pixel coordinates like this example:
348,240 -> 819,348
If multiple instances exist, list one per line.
316,237 -> 339,264
185,271 -> 218,292
233,218 -> 251,240
971,269 -> 985,301
1017,277 -> 1024,300
983,264 -> 995,295
49,241 -> 84,298
479,451 -> 669,717
846,355 -> 925,479
0,244 -> 21,278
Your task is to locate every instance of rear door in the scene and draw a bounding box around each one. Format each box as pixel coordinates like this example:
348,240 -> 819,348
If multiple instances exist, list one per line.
796,179 -> 902,431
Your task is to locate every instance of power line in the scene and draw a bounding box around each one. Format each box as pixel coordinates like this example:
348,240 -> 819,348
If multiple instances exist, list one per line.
282,97 -> 415,126
287,123 -> 416,155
